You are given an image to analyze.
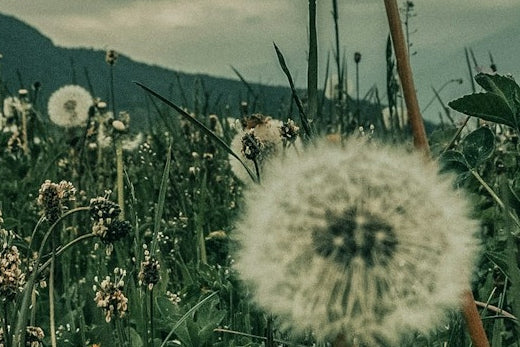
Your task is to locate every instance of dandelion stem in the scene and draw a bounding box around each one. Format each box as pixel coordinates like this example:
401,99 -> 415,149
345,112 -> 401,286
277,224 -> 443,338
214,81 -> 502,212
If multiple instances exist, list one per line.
462,289 -> 490,347
383,2 -> 488,345
383,0 -> 429,153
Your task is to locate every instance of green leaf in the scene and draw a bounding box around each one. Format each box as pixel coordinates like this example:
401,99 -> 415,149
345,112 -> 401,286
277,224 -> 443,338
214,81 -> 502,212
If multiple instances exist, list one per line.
448,93 -> 515,128
460,126 -> 495,168
439,150 -> 469,172
475,73 -> 520,113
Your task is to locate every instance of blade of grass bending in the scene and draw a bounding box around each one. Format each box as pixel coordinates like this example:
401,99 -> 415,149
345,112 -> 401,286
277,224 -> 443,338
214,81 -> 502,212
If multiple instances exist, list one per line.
465,48 -> 476,93
134,82 -> 258,183
231,65 -> 259,111
150,145 -> 171,255
431,86 -> 455,126
273,43 -> 313,139
160,291 -> 218,347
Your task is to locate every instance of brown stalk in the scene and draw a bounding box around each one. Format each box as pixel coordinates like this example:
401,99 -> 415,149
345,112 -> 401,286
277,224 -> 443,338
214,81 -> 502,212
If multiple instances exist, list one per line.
383,0 -> 429,153
383,1 -> 489,346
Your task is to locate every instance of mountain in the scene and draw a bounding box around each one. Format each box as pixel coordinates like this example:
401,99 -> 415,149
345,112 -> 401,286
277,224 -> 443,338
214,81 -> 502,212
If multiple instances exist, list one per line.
0,13 -> 297,127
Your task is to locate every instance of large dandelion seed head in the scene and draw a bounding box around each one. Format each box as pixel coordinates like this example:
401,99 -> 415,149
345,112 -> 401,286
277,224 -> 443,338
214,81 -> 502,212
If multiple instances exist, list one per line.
48,85 -> 92,127
234,138 -> 480,345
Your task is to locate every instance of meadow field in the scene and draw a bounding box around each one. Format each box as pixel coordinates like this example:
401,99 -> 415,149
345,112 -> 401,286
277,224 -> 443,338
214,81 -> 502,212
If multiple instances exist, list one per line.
0,1 -> 519,346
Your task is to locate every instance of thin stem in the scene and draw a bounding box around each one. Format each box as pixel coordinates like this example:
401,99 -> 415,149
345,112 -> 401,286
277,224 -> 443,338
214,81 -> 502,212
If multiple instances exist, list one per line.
383,0 -> 429,153
116,139 -> 125,220
37,233 -> 97,276
49,234 -> 57,347
149,288 -> 155,346
307,0 -> 318,121
115,319 -> 126,346
13,207 -> 90,347
3,302 -> 10,347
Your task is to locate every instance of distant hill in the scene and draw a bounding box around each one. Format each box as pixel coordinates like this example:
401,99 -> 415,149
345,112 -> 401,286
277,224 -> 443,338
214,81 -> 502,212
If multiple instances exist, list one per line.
0,13 -> 439,134
0,13 -> 299,127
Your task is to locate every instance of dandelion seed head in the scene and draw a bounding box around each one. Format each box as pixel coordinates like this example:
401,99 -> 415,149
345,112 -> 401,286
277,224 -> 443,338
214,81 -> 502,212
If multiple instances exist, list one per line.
48,85 -> 92,127
234,138 -> 480,345
229,115 -> 283,182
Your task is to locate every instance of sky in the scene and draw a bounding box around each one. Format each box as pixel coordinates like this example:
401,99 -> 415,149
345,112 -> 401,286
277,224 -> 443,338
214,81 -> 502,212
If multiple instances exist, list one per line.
2,0 -> 520,120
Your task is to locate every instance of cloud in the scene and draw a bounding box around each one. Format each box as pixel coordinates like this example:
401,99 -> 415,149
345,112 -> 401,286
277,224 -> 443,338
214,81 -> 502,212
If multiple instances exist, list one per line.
1,0 -> 519,90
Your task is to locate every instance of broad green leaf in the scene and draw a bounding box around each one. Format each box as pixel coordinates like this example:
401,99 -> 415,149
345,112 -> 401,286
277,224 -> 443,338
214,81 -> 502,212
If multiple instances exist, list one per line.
460,126 -> 495,168
475,73 -> 520,113
439,150 -> 468,173
448,93 -> 515,128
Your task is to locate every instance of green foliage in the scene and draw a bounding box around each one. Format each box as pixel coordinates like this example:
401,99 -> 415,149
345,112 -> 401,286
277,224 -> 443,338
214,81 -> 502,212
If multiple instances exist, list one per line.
448,73 -> 520,129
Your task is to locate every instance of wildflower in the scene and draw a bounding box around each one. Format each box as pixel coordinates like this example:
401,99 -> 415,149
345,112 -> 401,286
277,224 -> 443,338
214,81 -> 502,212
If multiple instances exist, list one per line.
234,138 -> 480,345
1,326 -> 46,347
166,290 -> 182,305
37,180 -> 76,224
280,118 -> 300,146
105,49 -> 118,65
229,114 -> 283,182
138,250 -> 160,290
25,326 -> 45,347
93,268 -> 128,322
89,196 -> 131,244
0,243 -> 26,301
48,85 -> 92,127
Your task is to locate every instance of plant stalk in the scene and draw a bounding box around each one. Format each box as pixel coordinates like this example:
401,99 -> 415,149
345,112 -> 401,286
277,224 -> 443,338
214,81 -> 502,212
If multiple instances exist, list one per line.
116,139 -> 125,220
307,0 -> 318,122
384,1 -> 488,345
383,0 -> 429,153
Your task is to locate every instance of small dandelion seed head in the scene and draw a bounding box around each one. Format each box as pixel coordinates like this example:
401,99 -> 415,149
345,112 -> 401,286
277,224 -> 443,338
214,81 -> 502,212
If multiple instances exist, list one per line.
234,138 -> 481,345
48,85 -> 92,127
230,116 -> 284,182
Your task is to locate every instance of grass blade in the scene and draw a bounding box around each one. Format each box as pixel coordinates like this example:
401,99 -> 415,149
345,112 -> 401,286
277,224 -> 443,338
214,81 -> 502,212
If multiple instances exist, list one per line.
160,291 -> 218,347
133,81 -> 257,183
273,42 -> 313,139
151,145 -> 171,255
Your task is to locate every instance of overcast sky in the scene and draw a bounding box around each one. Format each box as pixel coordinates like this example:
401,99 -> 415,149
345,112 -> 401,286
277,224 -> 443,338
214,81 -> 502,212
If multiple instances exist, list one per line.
2,0 -> 520,119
